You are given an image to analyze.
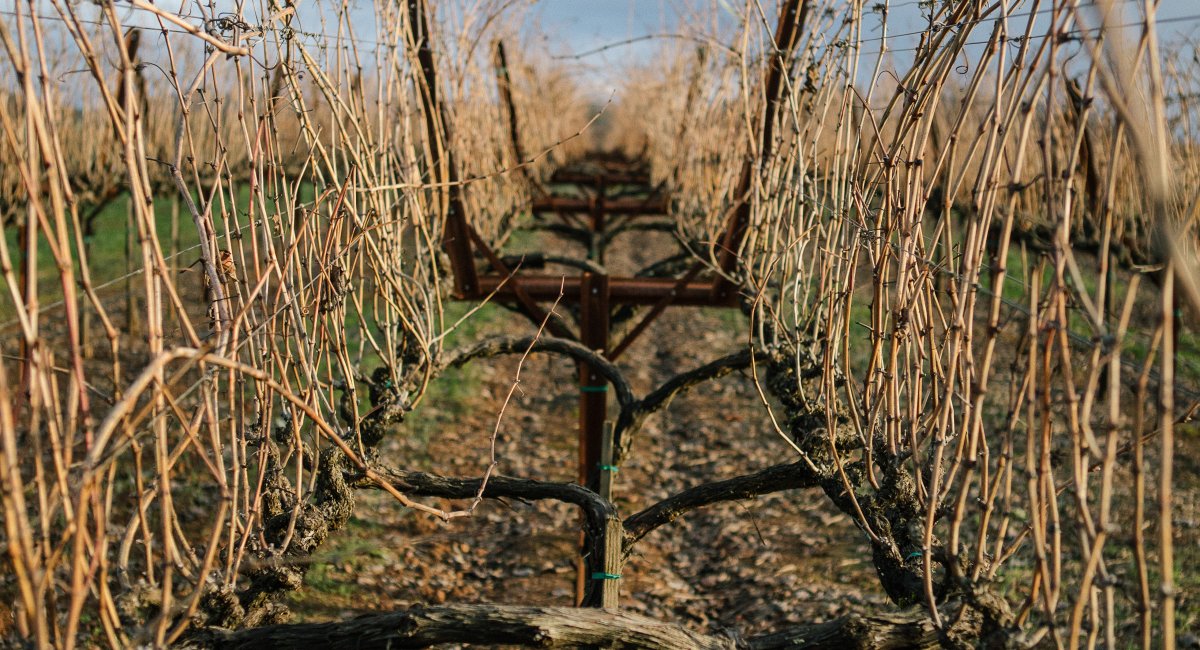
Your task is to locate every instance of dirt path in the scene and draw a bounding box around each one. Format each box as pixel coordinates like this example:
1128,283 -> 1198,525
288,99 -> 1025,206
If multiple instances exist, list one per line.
286,223 -> 1200,642
287,232 -> 883,638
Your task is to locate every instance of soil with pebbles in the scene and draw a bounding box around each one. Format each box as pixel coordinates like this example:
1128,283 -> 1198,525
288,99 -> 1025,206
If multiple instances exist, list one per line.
287,233 -> 885,638
285,228 -> 1200,643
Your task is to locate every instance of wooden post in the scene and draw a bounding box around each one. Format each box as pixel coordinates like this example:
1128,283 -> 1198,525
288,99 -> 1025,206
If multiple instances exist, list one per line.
598,421 -> 615,503
594,422 -> 620,608
596,515 -> 622,609
581,423 -> 621,610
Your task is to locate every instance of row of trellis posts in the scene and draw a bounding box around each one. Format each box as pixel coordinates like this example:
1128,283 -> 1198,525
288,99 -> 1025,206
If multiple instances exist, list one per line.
405,0 -> 807,606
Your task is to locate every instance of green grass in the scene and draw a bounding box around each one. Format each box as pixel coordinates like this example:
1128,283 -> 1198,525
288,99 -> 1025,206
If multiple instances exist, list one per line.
398,301 -> 507,457
0,186 -> 267,323
2,193 -> 194,322
971,241 -> 1200,386
0,182 -> 324,324
299,519 -> 393,598
700,305 -> 747,332
1,179 -> 513,445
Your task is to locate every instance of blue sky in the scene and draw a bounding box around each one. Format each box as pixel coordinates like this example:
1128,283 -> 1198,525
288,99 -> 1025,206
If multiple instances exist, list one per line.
526,0 -> 1200,51
12,0 -> 1198,100
522,0 -> 1200,98
521,1 -> 703,94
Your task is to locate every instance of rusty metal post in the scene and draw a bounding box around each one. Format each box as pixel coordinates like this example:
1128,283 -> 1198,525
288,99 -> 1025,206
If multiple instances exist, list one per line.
429,18 -> 781,611
578,271 -> 610,488
575,271 -> 610,603
588,178 -> 607,263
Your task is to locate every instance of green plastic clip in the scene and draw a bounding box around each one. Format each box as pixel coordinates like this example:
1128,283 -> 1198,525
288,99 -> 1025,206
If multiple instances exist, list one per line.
580,384 -> 608,393
591,572 -> 621,580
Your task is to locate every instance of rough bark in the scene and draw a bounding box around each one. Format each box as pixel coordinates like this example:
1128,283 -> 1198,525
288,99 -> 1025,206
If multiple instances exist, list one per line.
622,459 -> 824,554
364,467 -> 620,607
194,604 -> 733,649
615,349 -> 769,461
443,335 -> 635,412
366,467 -> 615,527
191,602 -> 984,649
746,604 -> 978,649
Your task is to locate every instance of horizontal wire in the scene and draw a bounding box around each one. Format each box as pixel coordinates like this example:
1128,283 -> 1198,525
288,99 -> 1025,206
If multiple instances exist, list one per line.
848,0 -> 1141,47
0,3 -> 408,57
5,1 -> 1196,391
6,0 -> 1191,71
854,10 -> 1200,59
0,219 -> 258,332
818,205 -> 1200,398
4,2 -> 1197,115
